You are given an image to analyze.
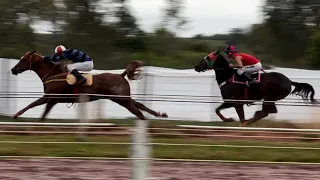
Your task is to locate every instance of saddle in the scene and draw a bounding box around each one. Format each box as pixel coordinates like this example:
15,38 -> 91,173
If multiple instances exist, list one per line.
229,71 -> 263,105
231,71 -> 262,85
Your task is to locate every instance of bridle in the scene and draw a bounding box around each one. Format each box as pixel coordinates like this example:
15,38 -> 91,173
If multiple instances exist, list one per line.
197,51 -> 232,72
19,52 -> 59,82
19,53 -> 37,71
203,57 -> 226,71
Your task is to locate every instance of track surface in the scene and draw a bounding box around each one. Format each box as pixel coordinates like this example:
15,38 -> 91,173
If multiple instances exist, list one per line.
0,159 -> 319,180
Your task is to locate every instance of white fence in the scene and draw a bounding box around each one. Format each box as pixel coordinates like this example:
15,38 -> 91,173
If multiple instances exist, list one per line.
2,57 -> 320,122
2,57 -> 320,179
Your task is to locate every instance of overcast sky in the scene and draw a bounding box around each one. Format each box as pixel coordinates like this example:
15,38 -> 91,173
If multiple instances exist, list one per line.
34,0 -> 264,37
128,0 -> 264,37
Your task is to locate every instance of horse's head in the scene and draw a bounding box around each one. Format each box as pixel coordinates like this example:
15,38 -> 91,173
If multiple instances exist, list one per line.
11,50 -> 44,75
195,49 -> 235,84
195,49 -> 230,72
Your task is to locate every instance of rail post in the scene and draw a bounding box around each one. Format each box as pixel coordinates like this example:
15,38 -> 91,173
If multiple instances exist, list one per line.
0,59 -> 14,116
78,94 -> 90,138
131,119 -> 150,180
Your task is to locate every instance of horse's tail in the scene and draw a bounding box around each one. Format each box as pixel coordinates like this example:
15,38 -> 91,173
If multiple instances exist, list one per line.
121,60 -> 143,80
291,81 -> 317,103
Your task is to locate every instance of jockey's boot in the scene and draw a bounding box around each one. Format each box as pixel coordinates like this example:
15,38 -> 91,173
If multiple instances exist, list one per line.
71,69 -> 87,85
241,72 -> 256,87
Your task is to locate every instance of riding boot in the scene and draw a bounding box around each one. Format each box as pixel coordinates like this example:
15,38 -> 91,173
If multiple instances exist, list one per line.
71,69 -> 86,85
241,72 -> 256,86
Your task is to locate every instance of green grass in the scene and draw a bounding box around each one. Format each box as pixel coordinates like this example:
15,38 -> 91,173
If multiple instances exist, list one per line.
0,134 -> 319,162
1,115 -> 320,162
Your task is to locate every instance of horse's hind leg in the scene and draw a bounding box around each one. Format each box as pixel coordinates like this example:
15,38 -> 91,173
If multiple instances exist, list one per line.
240,110 -> 268,127
133,100 -> 168,118
241,101 -> 276,126
116,100 -> 146,120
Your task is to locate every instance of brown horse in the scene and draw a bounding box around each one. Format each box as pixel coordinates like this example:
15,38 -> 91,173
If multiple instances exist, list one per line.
11,50 -> 168,121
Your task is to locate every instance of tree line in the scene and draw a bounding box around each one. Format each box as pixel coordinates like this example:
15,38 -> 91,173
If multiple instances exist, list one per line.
0,0 -> 319,69
194,0 -> 320,69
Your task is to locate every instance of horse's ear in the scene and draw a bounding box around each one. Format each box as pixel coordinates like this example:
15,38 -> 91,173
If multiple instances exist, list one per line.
31,50 -> 36,54
214,49 -> 220,56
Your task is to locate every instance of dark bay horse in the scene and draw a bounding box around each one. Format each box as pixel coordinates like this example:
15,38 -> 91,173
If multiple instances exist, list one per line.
11,50 -> 168,121
194,50 -> 317,126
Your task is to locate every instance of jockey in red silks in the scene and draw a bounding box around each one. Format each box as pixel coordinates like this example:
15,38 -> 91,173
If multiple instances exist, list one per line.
225,45 -> 262,86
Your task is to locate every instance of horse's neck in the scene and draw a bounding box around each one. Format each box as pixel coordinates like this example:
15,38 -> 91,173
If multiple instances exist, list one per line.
215,68 -> 234,85
31,61 -> 64,80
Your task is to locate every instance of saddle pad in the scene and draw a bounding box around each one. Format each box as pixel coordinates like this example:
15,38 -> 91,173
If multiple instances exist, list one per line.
66,74 -> 93,86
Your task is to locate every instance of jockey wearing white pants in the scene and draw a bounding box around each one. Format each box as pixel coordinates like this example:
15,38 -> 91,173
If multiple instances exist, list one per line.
67,61 -> 94,72
236,62 -> 262,75
225,45 -> 263,86
44,45 -> 94,85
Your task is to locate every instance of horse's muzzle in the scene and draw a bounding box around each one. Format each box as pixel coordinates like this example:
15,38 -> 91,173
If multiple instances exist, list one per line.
194,65 -> 201,72
11,68 -> 20,75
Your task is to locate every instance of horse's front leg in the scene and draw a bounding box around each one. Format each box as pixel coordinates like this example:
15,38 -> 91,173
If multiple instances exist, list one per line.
40,101 -> 58,121
13,97 -> 47,119
215,103 -> 235,122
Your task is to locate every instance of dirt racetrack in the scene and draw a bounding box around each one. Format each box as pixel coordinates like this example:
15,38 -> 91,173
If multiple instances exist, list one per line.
0,159 -> 319,180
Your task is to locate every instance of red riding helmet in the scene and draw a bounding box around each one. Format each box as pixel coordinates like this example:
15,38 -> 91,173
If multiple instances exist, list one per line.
54,45 -> 66,56
224,45 -> 237,55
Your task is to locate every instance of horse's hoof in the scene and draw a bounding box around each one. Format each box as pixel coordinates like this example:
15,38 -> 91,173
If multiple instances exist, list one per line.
225,118 -> 235,122
12,114 -> 19,119
157,112 -> 168,118
161,112 -> 168,118
239,121 -> 249,127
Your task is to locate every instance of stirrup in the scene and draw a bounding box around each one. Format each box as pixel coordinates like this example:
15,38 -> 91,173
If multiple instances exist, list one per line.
246,79 -> 256,86
77,77 -> 87,85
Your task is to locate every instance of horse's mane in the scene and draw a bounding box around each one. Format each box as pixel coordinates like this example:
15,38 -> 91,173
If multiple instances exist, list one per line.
49,61 -> 68,72
213,52 -> 235,84
215,53 -> 231,69
31,51 -> 68,73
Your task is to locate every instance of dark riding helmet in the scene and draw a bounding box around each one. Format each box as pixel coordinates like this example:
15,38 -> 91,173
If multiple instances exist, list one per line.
224,45 -> 237,54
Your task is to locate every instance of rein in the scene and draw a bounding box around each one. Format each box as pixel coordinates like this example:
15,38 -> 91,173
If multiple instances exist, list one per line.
204,57 -> 227,72
22,52 -> 66,84
41,64 -> 59,82
214,68 -> 226,71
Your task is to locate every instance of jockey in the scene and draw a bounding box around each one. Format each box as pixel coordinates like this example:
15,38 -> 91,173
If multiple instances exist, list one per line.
43,45 -> 94,85
225,45 -> 262,86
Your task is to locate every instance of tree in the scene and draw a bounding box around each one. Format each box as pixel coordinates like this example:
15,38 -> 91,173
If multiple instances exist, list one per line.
161,0 -> 187,31
306,29 -> 320,67
264,0 -> 319,28
0,0 -> 59,57
255,0 -> 320,63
